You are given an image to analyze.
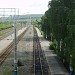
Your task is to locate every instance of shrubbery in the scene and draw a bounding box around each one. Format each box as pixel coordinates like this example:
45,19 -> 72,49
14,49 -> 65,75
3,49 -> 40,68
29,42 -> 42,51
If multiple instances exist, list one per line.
40,0 -> 75,74
49,42 -> 56,50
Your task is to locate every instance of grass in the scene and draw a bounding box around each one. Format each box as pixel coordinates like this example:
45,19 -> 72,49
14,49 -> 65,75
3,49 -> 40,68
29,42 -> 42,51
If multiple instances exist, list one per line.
0,22 -> 11,28
0,50 -> 32,75
0,22 -> 26,36
1,70 -> 13,75
0,28 -> 13,36
0,22 -> 21,28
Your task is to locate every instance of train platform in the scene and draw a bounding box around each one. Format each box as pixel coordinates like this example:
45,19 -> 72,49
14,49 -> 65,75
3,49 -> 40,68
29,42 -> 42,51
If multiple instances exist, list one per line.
36,27 -> 69,75
0,27 -> 27,55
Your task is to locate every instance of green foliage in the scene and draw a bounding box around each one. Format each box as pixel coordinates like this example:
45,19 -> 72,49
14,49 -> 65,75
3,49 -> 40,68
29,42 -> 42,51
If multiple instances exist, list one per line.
1,70 -> 13,75
0,22 -> 11,28
32,20 -> 41,29
40,0 -> 75,73
49,42 -> 56,50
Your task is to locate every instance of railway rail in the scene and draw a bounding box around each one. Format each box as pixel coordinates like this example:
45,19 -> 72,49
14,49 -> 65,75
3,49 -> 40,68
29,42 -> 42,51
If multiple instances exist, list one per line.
0,27 -> 29,66
32,27 -> 50,75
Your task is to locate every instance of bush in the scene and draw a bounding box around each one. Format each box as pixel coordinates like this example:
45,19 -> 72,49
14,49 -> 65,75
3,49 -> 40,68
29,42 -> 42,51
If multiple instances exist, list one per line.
49,42 -> 56,50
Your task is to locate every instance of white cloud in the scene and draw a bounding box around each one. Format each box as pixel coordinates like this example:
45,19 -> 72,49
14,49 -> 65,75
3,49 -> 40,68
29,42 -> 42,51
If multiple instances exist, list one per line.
0,0 -> 50,14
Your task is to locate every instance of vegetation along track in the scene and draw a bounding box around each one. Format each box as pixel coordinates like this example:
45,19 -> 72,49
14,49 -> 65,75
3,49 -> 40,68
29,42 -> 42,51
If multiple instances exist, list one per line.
0,27 -> 29,66
32,27 -> 50,75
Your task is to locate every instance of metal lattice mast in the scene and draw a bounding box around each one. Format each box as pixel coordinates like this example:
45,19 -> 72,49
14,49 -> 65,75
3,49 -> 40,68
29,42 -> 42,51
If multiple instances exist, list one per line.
0,8 -> 19,75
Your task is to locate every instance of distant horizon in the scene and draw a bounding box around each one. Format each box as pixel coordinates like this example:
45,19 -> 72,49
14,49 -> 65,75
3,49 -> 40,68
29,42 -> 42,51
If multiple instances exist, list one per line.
19,14 -> 44,15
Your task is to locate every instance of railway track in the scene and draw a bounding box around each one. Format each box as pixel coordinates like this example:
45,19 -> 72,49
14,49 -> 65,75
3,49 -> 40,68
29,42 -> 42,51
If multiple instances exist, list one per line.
32,27 -> 50,75
0,42 -> 13,66
0,27 -> 29,66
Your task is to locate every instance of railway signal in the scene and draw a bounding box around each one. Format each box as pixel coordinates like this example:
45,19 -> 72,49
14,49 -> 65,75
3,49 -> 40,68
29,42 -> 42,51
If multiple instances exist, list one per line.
70,55 -> 73,75
13,23 -> 18,75
13,8 -> 19,75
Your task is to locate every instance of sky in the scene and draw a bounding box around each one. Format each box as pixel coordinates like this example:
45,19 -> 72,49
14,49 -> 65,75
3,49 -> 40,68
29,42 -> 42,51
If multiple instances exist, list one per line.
0,0 -> 50,15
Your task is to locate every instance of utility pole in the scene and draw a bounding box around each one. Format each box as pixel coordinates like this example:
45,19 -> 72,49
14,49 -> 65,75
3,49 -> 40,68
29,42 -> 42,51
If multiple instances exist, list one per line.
13,23 -> 18,75
70,55 -> 73,75
50,33 -> 53,41
14,9 -> 19,75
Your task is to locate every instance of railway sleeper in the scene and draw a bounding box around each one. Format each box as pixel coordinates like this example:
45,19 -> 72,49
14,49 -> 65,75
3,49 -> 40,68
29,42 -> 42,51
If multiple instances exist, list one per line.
35,70 -> 42,73
35,60 -> 40,63
35,57 -> 40,60
35,65 -> 41,69
35,57 -> 40,59
35,62 -> 41,65
35,55 -> 40,57
42,63 -> 49,69
35,51 -> 39,53
35,71 -> 42,75
35,54 -> 39,56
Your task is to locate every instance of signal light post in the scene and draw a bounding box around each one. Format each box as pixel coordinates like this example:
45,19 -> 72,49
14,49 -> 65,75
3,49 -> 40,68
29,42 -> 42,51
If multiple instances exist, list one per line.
13,23 -> 18,75
13,8 -> 19,75
70,55 -> 73,75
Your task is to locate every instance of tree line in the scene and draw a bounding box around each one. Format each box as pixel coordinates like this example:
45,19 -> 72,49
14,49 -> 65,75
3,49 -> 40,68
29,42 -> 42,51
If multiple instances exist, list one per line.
40,0 -> 75,74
